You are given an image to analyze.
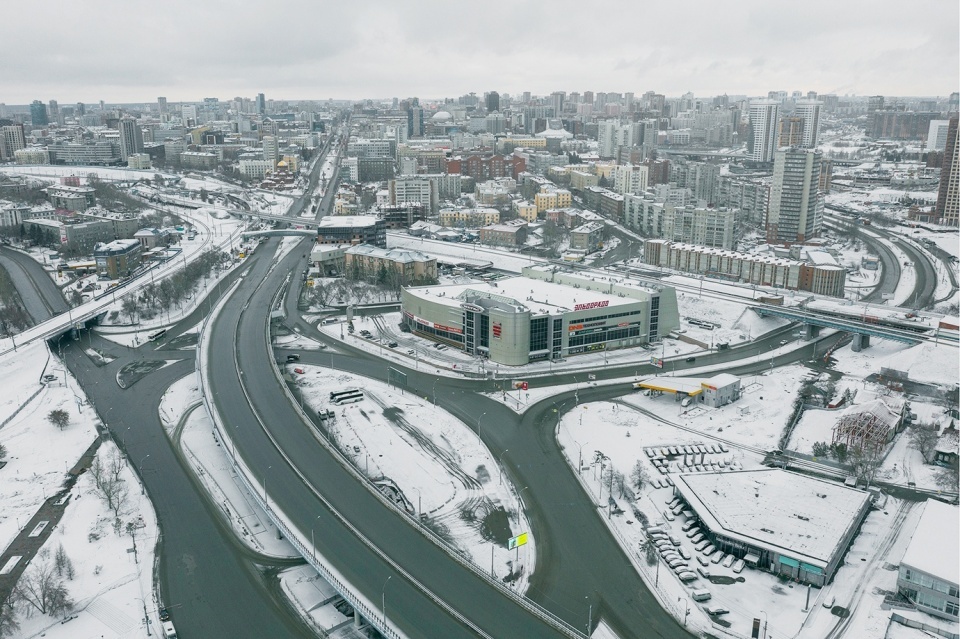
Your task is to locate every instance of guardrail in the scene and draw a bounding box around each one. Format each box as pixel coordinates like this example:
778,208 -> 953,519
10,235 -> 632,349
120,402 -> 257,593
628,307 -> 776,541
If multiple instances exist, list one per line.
196,278 -> 406,639
266,282 -> 586,639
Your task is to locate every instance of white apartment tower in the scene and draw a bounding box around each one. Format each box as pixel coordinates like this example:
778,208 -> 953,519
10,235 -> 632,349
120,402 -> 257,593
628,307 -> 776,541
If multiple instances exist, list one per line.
612,164 -> 649,196
795,100 -> 823,148
262,135 -> 279,166
748,100 -> 780,163
767,147 -> 824,244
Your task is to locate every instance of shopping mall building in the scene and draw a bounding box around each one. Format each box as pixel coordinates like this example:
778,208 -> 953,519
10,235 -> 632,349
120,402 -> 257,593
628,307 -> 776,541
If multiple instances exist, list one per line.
401,265 -> 679,365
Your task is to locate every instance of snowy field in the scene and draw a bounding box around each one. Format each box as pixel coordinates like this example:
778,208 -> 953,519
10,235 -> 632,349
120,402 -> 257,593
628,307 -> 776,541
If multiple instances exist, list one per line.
557,399 -> 951,639
283,363 -> 535,591
0,340 -> 159,638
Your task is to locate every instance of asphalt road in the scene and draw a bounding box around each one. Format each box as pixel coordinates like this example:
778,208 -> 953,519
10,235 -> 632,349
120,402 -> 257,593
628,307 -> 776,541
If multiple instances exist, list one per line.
209,238 -> 578,638
284,281 -> 833,638
0,245 -> 69,323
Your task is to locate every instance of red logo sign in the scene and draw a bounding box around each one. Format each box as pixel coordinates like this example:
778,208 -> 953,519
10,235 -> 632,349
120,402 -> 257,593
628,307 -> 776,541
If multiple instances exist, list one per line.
573,300 -> 609,312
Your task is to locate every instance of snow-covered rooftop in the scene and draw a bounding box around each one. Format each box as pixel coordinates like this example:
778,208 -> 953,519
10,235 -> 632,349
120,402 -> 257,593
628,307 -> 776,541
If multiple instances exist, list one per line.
317,215 -> 380,229
407,275 -> 641,316
900,499 -> 959,586
674,469 -> 871,567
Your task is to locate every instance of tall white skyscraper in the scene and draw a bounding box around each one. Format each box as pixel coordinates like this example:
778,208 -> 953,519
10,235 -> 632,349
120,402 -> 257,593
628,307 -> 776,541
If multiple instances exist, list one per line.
767,147 -> 824,244
262,135 -> 279,166
748,100 -> 780,163
794,100 -> 823,148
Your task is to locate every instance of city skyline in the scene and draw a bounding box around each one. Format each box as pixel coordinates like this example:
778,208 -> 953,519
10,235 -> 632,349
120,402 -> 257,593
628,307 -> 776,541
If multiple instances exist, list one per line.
1,0 -> 957,104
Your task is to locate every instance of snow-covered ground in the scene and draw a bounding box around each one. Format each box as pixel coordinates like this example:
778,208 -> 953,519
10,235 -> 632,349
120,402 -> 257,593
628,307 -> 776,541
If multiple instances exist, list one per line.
388,232 -> 546,273
0,340 -> 159,638
277,360 -> 535,591
557,396 -> 951,639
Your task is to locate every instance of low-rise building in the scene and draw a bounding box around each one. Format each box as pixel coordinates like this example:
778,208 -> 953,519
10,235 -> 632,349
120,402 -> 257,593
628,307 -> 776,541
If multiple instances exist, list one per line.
46,185 -> 96,211
897,499 -> 959,620
238,159 -> 273,179
315,215 -> 386,248
673,468 -> 872,587
127,153 -> 152,169
439,207 -> 500,228
479,221 -> 527,247
344,244 -> 437,284
400,265 -> 678,365
13,147 -> 50,164
569,221 -> 605,253
180,151 -> 217,170
513,201 -> 538,223
134,227 -> 174,249
94,238 -> 141,279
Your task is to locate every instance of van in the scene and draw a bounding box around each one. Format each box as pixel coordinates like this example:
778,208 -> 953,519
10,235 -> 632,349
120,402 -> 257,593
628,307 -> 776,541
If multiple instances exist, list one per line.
161,621 -> 178,638
691,589 -> 712,602
681,397 -> 693,408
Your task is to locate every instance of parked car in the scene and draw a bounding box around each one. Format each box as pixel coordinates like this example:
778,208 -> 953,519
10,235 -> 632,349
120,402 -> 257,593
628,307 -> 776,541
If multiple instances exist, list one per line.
704,605 -> 729,616
722,554 -> 736,568
732,559 -> 745,573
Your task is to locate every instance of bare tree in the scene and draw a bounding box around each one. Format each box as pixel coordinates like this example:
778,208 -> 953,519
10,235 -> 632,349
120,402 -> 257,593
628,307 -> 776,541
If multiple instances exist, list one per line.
13,550 -> 74,617
935,460 -> 959,492
908,424 -> 940,463
53,544 -> 75,581
0,442 -> 7,461
850,446 -> 884,489
90,452 -> 129,517
47,409 -> 70,430
107,449 -> 125,484
0,597 -> 19,638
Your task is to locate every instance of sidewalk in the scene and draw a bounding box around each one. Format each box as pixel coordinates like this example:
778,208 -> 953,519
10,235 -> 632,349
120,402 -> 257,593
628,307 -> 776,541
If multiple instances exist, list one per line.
0,435 -> 103,606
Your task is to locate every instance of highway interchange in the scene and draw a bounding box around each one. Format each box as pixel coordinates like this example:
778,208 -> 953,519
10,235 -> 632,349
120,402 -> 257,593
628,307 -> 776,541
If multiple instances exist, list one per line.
1,132 -> 952,638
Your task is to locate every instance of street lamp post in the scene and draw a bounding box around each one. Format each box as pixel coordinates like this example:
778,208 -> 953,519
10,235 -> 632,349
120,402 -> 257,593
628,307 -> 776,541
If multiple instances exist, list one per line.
586,596 -> 592,635
574,439 -> 589,475
312,514 -> 322,562
679,598 -> 690,626
381,575 -> 392,625
760,610 -> 768,639
432,378 -> 438,407
498,449 -> 509,485
138,455 -> 150,494
478,412 -> 487,442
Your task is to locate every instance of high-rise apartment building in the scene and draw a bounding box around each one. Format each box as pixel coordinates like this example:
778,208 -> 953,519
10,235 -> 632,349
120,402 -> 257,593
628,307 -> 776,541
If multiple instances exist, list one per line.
927,120 -> 951,151
118,117 -> 144,161
935,115 -> 958,226
262,135 -> 279,166
747,100 -> 780,163
767,147 -> 824,244
407,105 -> 424,138
795,100 -> 822,148
157,97 -> 167,113
485,91 -> 500,113
778,117 -> 805,148
47,100 -> 60,125
0,125 -> 26,160
30,100 -> 48,126
256,93 -> 266,115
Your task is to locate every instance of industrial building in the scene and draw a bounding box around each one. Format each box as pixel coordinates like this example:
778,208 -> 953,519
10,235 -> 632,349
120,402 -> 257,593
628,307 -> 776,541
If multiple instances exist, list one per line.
672,469 -> 872,587
401,265 -> 678,365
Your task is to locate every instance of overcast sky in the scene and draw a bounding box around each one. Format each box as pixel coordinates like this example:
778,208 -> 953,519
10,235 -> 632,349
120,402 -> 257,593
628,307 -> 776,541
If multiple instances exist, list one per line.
3,0 -> 957,105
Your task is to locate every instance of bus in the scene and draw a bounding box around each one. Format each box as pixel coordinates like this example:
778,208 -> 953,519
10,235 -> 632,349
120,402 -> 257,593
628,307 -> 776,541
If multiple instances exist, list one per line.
148,329 -> 167,342
329,389 -> 364,405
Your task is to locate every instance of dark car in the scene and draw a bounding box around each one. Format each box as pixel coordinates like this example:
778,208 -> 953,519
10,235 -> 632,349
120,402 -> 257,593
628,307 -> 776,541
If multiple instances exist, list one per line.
286,354 -> 301,362
159,608 -> 171,622
685,357 -> 696,363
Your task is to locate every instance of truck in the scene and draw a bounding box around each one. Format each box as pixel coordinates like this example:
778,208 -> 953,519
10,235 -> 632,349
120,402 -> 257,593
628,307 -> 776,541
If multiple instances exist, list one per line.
162,620 -> 178,638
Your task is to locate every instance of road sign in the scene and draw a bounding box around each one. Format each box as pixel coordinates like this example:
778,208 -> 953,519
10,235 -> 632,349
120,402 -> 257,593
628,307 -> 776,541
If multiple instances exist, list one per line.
513,381 -> 529,390
587,374 -> 596,381
508,532 -> 528,550
651,357 -> 663,368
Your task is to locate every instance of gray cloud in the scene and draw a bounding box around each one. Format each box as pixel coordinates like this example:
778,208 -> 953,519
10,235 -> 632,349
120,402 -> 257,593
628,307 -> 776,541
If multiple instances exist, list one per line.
1,0 -> 956,104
